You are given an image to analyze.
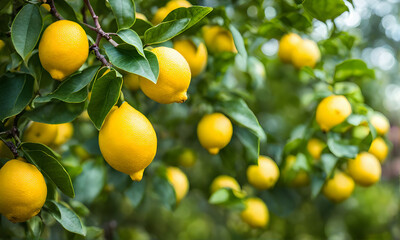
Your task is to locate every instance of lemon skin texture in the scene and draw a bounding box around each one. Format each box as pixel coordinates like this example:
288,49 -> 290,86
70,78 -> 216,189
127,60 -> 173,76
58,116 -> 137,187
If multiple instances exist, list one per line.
278,33 -> 302,63
368,137 -> 388,163
316,95 -> 352,132
246,156 -> 279,190
99,102 -> 157,181
307,138 -> 325,161
322,171 -> 355,203
39,20 -> 89,81
370,113 -> 390,135
124,73 -> 140,91
0,159 -> 47,223
283,155 -> 310,187
292,39 -> 321,68
53,123 -> 74,146
210,175 -> 241,194
348,152 -> 381,187
174,39 -> 208,77
202,25 -> 237,53
166,167 -> 189,203
240,198 -> 269,228
139,47 -> 191,104
23,122 -> 59,146
197,113 -> 233,155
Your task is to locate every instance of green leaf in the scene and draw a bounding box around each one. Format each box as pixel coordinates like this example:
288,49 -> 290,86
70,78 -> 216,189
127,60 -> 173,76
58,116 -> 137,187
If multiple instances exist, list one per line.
132,18 -> 153,36
73,159 -> 105,205
104,44 -> 159,83
35,66 -> 99,103
11,4 -> 43,59
229,25 -> 247,65
217,98 -> 266,141
21,145 -> 75,198
125,180 -> 146,208
235,127 -> 259,166
320,153 -> 339,176
109,0 -> 135,30
46,201 -> 86,236
280,12 -> 312,31
20,142 -> 60,159
303,0 -> 348,22
334,59 -> 375,81
54,0 -> 78,21
153,176 -> 176,210
260,187 -> 301,217
144,6 -> 212,45
333,82 -> 364,103
209,188 -> 245,210
27,216 -> 43,240
87,69 -> 122,130
327,132 -> 358,158
310,172 -> 326,198
25,101 -> 85,124
117,29 -> 144,57
0,73 -> 34,121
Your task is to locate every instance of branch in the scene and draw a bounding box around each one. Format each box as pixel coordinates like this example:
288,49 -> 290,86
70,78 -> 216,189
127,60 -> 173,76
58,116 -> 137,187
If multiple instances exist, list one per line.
48,0 -> 63,20
0,138 -> 18,158
90,45 -> 111,67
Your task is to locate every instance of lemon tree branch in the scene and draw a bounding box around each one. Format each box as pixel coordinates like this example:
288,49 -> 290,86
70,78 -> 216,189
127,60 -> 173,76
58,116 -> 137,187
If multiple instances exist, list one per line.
47,0 -> 63,20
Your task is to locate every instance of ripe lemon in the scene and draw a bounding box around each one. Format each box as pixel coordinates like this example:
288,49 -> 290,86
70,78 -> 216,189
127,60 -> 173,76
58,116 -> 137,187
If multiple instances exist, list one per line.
202,25 -> 237,53
53,123 -> 74,146
246,155 -> 279,190
0,159 -> 47,223
38,20 -> 89,81
348,152 -> 381,187
23,122 -> 59,146
278,33 -> 302,63
166,166 -> 189,203
240,198 -> 269,228
173,39 -> 208,77
292,39 -> 320,69
152,7 -> 170,25
316,95 -> 352,131
152,0 -> 192,25
370,113 -> 390,135
178,148 -> 196,167
210,175 -> 241,194
41,3 -> 50,11
136,12 -> 147,21
283,155 -> 310,187
368,137 -> 388,163
124,73 -> 140,91
307,138 -> 325,161
139,47 -> 191,104
197,113 -> 233,155
322,171 -> 355,203
98,102 -> 157,181
166,0 -> 192,10
0,141 -> 14,159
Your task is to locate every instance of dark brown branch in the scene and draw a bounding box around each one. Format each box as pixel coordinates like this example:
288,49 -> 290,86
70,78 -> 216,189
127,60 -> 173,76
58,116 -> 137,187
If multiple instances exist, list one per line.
90,45 -> 111,67
0,138 -> 18,158
48,0 -> 63,20
81,4 -> 87,24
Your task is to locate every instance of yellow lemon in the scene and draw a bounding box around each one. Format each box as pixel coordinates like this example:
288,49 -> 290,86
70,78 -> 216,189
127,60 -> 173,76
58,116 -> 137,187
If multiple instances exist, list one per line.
210,175 -> 241,194
72,145 -> 91,161
139,47 -> 191,104
23,122 -> 59,146
0,141 -> 14,159
307,138 -> 325,161
53,123 -> 74,146
197,113 -> 233,155
283,155 -> 310,187
316,95 -> 352,131
292,39 -> 320,69
322,171 -> 355,203
152,0 -> 191,25
278,33 -> 302,63
166,0 -> 192,10
39,20 -> 89,81
136,12 -> 147,21
41,3 -> 50,11
246,156 -> 279,190
123,73 -> 140,91
173,39 -> 208,77
152,7 -> 169,25
368,137 -> 388,163
0,159 -> 47,223
202,25 -> 237,53
178,148 -> 196,167
99,102 -> 157,181
166,166 -> 189,203
348,152 -> 381,187
0,40 -> 5,51
240,198 -> 269,228
370,113 -> 390,135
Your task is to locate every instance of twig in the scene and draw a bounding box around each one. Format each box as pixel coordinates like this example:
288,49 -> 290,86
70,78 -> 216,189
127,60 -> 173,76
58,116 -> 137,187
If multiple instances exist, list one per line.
81,4 -> 87,24
48,0 -> 63,20
0,138 -> 18,158
90,45 -> 111,67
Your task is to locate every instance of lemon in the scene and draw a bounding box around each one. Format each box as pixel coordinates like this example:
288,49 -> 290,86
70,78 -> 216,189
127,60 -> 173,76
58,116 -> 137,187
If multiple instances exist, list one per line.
23,122 -> 59,146
292,39 -> 320,69
307,138 -> 325,161
166,166 -> 189,203
210,175 -> 241,194
139,47 -> 191,104
316,95 -> 352,131
278,33 -> 302,63
152,0 -> 192,25
246,156 -> 279,190
202,25 -> 237,53
0,40 -> 5,51
99,102 -> 157,181
53,123 -> 74,146
136,12 -> 147,21
166,0 -> 192,10
240,198 -> 269,228
283,155 -> 310,187
348,152 -> 381,187
178,148 -> 196,167
152,7 -> 170,25
322,171 -> 355,203
0,159 -> 47,223
0,141 -> 14,159
72,145 -> 91,161
173,39 -> 208,77
41,3 -> 50,11
123,73 -> 140,91
197,113 -> 233,155
368,137 -> 388,163
370,113 -> 390,135
39,20 -> 89,81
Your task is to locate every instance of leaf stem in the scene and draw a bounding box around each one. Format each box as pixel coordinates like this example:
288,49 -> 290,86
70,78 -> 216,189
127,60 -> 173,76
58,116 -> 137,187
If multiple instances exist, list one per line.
48,0 -> 63,20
